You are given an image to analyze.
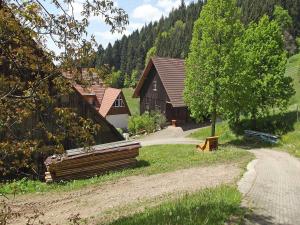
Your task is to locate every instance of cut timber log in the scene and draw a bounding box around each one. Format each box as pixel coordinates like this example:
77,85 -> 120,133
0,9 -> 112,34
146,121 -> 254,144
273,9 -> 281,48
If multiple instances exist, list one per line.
44,140 -> 141,182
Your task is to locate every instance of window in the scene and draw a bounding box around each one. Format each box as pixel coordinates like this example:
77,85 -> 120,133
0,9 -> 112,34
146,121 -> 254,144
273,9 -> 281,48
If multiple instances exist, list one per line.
114,95 -> 124,107
153,80 -> 157,91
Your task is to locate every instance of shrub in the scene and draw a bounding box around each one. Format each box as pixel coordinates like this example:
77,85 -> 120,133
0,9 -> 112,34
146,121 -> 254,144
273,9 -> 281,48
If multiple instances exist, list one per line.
151,111 -> 167,129
128,114 -> 155,135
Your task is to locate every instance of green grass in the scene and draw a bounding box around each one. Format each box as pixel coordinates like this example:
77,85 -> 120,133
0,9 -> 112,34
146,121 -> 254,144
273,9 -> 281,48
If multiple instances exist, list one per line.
107,185 -> 244,225
189,122 -> 237,144
0,145 -> 253,195
277,54 -> 300,157
286,54 -> 300,107
122,88 -> 139,115
279,121 -> 300,157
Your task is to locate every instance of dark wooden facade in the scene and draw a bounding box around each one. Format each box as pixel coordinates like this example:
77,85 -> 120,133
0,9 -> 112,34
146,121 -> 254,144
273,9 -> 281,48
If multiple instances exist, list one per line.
139,66 -> 188,122
64,90 -> 124,145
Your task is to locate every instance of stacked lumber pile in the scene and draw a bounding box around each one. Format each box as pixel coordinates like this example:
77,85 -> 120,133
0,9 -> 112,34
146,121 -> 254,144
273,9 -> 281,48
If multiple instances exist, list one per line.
44,140 -> 141,182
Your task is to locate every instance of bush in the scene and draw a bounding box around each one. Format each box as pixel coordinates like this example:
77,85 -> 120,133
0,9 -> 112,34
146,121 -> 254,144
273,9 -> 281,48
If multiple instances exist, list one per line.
128,113 -> 155,135
151,111 -> 167,129
128,112 -> 167,135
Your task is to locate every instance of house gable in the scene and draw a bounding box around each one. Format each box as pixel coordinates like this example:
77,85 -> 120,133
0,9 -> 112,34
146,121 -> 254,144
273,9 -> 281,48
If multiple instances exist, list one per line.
107,91 -> 131,116
133,57 -> 186,108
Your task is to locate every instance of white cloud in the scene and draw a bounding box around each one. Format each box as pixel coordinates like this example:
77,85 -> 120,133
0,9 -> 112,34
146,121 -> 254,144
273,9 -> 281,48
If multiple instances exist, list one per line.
132,4 -> 163,22
157,0 -> 181,14
128,22 -> 145,30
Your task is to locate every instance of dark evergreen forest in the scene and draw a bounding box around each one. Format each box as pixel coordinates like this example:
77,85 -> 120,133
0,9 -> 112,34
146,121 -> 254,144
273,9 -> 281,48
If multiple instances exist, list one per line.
90,0 -> 300,87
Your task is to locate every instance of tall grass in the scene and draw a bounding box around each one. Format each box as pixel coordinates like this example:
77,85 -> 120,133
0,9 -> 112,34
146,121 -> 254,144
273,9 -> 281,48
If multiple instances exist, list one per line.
280,121 -> 300,157
108,185 -> 244,225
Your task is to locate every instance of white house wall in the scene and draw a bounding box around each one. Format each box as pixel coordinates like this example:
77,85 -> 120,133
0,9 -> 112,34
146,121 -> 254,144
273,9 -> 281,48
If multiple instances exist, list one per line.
106,114 -> 129,129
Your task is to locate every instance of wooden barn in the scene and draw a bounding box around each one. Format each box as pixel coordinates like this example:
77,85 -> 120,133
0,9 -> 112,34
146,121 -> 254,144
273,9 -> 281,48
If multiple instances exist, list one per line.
133,57 -> 189,123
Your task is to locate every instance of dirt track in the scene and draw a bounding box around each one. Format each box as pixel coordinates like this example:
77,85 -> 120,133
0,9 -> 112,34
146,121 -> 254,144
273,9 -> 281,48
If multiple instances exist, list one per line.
8,164 -> 241,225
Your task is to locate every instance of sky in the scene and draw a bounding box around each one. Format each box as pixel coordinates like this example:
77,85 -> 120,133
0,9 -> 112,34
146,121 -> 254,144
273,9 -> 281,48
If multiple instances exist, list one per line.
47,0 -> 195,54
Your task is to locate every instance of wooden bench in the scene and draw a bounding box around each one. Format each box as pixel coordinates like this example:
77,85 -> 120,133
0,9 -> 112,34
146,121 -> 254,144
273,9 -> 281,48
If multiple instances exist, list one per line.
196,136 -> 219,151
244,130 -> 278,144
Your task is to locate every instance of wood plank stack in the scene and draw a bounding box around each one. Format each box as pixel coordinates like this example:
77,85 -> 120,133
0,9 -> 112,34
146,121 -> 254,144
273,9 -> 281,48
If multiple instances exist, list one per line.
44,140 -> 141,182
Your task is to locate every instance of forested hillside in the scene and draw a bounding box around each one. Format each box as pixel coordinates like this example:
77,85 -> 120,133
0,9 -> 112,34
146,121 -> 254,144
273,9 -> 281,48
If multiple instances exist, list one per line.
92,0 -> 300,87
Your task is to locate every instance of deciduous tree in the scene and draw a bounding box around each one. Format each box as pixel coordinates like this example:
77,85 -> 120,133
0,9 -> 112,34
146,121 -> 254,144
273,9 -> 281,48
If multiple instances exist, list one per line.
184,0 -> 243,136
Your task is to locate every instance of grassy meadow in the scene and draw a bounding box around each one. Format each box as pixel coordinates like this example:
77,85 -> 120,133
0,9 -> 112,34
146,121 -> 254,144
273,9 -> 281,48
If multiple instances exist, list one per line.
0,144 -> 253,195
108,185 -> 244,225
122,88 -> 140,116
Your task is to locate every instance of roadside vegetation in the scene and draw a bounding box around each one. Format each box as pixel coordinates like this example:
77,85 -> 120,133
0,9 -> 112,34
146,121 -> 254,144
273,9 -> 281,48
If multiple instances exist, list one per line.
128,111 -> 166,135
108,185 -> 244,225
0,145 -> 253,195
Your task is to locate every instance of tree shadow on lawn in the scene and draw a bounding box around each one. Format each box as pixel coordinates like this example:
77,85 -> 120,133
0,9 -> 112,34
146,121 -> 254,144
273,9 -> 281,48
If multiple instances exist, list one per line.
230,111 -> 298,136
135,160 -> 150,168
221,137 -> 278,150
221,111 -> 298,150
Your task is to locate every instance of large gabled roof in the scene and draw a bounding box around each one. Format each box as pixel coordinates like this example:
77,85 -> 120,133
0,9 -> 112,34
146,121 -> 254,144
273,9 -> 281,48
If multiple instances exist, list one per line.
73,85 -> 125,117
133,57 -> 186,107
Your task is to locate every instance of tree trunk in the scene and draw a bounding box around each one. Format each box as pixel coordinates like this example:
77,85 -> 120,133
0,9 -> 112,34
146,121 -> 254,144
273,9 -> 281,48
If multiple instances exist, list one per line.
211,107 -> 217,137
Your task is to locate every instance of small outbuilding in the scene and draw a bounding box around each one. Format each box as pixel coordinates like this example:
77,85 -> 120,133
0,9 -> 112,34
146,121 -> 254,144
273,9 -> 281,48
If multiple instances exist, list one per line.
133,57 -> 189,123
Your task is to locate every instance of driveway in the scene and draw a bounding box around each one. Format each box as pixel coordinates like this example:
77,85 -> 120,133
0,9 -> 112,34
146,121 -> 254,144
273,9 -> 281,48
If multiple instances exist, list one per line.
238,149 -> 300,225
9,164 -> 241,225
136,125 -> 202,146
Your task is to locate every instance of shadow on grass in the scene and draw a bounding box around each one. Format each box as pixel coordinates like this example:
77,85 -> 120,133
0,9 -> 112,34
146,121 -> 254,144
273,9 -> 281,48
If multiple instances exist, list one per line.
136,160 -> 150,168
221,137 -> 278,150
242,207 -> 288,225
230,111 -> 298,136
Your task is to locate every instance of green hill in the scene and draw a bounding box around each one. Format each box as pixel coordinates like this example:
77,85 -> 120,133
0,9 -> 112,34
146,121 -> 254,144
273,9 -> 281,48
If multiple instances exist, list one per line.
286,53 -> 300,107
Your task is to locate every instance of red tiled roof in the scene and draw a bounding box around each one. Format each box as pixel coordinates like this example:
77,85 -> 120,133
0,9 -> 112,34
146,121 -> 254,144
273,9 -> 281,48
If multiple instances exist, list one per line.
99,88 -> 121,117
73,85 -> 122,117
133,57 -> 186,107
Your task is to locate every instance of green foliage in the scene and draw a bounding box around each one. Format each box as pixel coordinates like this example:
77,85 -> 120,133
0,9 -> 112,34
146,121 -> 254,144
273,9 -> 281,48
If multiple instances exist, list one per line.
0,1 -> 128,180
154,20 -> 188,58
128,113 -> 156,135
0,145 -> 253,195
228,14 -> 295,124
189,123 -> 237,144
150,111 -> 167,129
107,69 -> 123,88
185,0 -> 243,136
274,6 -> 293,31
239,0 -> 300,37
94,1 -> 204,75
128,111 -> 166,135
296,37 -> 300,52
109,186 -> 244,225
145,47 -> 157,67
124,69 -> 139,88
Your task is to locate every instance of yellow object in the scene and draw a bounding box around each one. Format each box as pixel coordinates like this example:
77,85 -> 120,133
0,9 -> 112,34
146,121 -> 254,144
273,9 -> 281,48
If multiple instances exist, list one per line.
196,136 -> 219,151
